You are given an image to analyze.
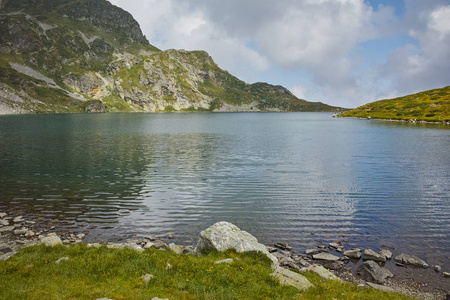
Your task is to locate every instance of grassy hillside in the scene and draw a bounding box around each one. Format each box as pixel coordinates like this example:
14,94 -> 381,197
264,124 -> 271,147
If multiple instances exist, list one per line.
337,86 -> 450,123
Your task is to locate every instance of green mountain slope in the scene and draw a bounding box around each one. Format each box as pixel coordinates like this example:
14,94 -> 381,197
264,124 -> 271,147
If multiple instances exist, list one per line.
337,86 -> 450,123
0,0 -> 343,114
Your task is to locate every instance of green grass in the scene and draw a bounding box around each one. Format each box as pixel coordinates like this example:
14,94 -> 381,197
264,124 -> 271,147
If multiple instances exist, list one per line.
0,245 -> 416,300
338,86 -> 450,123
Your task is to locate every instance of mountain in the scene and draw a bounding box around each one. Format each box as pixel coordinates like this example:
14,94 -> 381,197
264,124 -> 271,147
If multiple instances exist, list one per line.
0,0 -> 343,114
336,86 -> 450,123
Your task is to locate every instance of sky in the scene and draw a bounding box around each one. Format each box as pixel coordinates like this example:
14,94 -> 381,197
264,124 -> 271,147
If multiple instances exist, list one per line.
108,0 -> 450,108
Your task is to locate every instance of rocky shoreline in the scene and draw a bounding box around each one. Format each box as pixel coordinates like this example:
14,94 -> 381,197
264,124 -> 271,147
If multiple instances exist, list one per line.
1,212 -> 449,300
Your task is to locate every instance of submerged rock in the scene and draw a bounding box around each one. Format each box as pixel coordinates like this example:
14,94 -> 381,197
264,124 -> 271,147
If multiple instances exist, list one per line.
270,267 -> 315,290
197,221 -> 278,268
394,254 -> 429,268
343,248 -> 362,259
363,249 -> 386,262
312,252 -> 340,261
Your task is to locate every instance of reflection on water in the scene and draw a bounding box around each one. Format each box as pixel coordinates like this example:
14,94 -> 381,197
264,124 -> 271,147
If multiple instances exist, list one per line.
0,113 -> 449,268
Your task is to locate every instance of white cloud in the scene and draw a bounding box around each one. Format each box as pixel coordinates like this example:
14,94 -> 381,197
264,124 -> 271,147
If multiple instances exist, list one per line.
109,0 -> 450,107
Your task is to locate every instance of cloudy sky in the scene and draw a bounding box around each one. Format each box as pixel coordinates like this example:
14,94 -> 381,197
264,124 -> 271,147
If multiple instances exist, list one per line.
108,0 -> 450,108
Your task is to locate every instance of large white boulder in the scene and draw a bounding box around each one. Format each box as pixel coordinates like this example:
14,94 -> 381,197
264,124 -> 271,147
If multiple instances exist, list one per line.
197,221 -> 278,268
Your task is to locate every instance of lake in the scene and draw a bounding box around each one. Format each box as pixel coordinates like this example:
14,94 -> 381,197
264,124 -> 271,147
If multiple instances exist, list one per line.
0,112 -> 449,269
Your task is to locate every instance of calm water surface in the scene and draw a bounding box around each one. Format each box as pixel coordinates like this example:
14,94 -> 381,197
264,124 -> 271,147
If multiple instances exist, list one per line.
0,113 -> 449,268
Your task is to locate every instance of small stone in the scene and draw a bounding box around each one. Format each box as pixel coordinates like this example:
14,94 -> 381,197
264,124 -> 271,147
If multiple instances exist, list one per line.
76,233 -> 85,239
47,233 -> 57,237
152,240 -> 167,250
266,246 -> 277,253
329,243 -> 340,249
317,245 -> 327,250
13,216 -> 24,223
312,252 -> 340,261
0,226 -> 15,233
87,243 -> 101,248
443,272 -> 450,278
144,242 -> 154,249
14,229 -> 27,235
167,234 -> 175,239
0,213 -> 7,218
215,258 -> 234,264
0,220 -> 9,226
166,263 -> 172,270
142,274 -> 154,285
363,249 -> 386,262
379,250 -> 393,260
41,235 -> 63,247
279,256 -> 301,270
169,243 -> 182,254
25,221 -> 35,225
305,249 -> 321,255
274,242 -> 292,251
55,257 -> 69,264
434,265 -> 442,273
25,230 -> 35,237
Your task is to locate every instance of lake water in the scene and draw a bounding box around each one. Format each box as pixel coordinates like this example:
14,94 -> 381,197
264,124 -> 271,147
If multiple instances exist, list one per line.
0,112 -> 449,269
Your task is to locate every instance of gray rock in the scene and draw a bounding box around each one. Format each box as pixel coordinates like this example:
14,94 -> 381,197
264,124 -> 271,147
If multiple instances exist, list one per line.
13,216 -> 24,223
56,257 -> 69,264
365,282 -> 396,292
142,274 -> 154,285
0,252 -> 16,261
378,249 -> 393,260
196,221 -> 278,269
165,263 -> 172,270
305,249 -> 321,255
14,228 -> 27,235
215,258 -> 234,264
0,226 -> 15,233
357,260 -> 393,284
270,267 -> 315,290
315,260 -> 345,270
434,265 -> 441,273
394,254 -> 429,268
167,234 -> 176,239
266,246 -> 277,253
0,220 -> 9,226
293,256 -> 311,267
41,235 -> 63,247
302,265 -> 342,281
0,213 -> 7,218
274,242 -> 292,251
363,249 -> 386,262
312,252 -> 340,261
152,240 -> 168,250
279,256 -> 301,270
25,230 -> 35,237
168,243 -> 182,254
329,243 -> 341,249
0,246 -> 12,254
343,248 -> 362,259
77,233 -> 85,239
443,272 -> 450,278
144,242 -> 154,249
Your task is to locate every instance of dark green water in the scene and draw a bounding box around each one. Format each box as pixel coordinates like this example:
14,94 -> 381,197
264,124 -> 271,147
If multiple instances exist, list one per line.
0,112 -> 449,268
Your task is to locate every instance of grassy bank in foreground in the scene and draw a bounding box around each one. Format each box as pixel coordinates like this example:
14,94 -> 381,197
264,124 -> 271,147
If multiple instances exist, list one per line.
337,86 -> 450,123
0,245 -> 415,300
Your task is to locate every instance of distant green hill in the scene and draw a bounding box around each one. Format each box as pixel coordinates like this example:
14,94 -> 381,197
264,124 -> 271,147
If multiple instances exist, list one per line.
337,86 -> 450,123
0,0 -> 343,114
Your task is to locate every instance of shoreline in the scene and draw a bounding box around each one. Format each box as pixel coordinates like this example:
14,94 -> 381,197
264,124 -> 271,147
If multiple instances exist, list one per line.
334,115 -> 450,125
1,211 -> 449,299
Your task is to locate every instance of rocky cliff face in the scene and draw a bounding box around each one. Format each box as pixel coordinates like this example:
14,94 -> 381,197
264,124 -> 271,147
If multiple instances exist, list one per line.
0,0 -> 343,114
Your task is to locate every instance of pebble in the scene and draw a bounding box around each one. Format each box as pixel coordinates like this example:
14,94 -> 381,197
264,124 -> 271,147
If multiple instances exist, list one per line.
379,249 -> 393,260
434,265 -> 441,273
0,220 -> 9,226
0,226 -> 15,233
0,213 -> 7,218
443,272 -> 450,278
142,274 -> 154,285
167,234 -> 175,239
13,229 -> 27,235
55,257 -> 69,264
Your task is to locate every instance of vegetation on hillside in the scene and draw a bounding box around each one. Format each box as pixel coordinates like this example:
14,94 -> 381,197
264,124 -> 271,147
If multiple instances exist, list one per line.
337,86 -> 450,123
0,244 -> 415,299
